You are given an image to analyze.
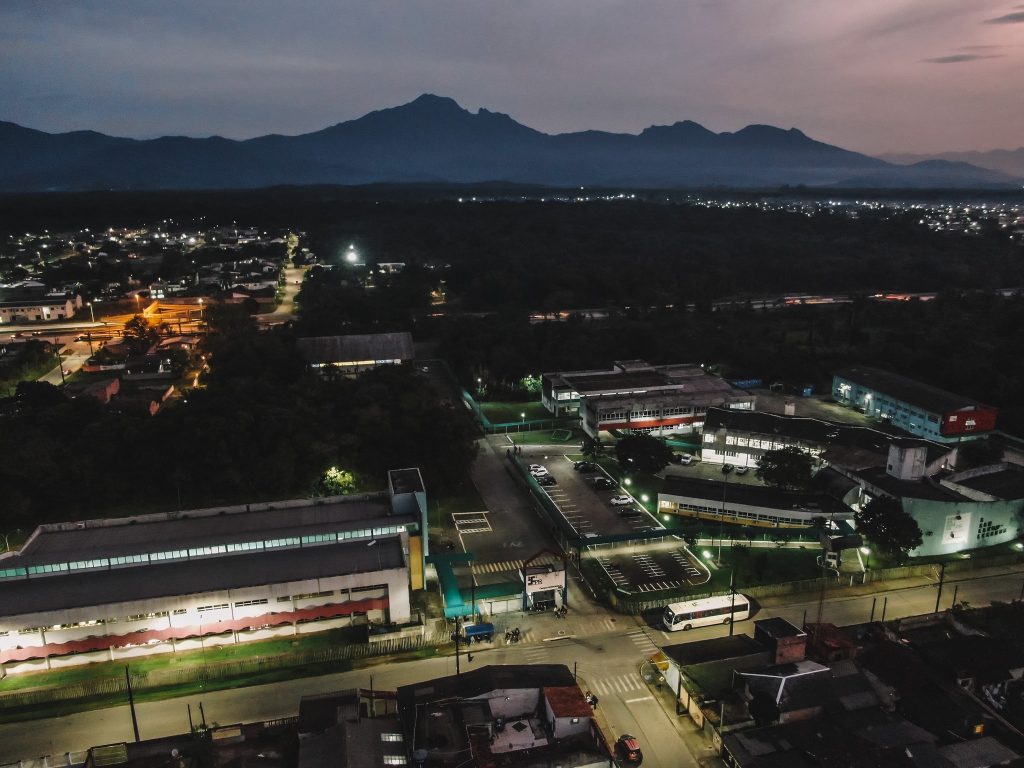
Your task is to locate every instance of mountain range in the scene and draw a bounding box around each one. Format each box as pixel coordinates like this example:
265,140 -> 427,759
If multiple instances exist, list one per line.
879,148 -> 1024,179
0,94 -> 1019,192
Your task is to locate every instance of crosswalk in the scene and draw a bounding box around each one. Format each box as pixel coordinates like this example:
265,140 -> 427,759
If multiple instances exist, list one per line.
626,628 -> 660,655
472,554 -> 560,574
588,672 -> 646,696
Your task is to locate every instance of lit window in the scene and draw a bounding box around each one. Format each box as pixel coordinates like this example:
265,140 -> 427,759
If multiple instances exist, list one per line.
381,734 -> 403,743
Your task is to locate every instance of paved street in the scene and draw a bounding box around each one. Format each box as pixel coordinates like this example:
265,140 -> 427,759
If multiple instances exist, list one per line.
256,265 -> 306,326
4,563 -> 1024,767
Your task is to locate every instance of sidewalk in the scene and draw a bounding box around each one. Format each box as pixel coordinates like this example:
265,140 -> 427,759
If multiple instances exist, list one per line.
757,560 -> 1024,611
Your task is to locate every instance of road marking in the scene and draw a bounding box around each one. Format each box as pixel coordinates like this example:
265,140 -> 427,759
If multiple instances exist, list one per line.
624,696 -> 654,703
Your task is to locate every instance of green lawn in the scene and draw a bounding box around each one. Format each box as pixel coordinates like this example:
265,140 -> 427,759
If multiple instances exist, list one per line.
507,428 -> 584,445
0,627 -> 367,694
478,401 -> 550,424
435,480 -> 487,516
595,458 -> 664,513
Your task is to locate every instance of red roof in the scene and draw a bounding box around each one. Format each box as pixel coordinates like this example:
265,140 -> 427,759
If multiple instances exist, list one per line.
543,685 -> 592,718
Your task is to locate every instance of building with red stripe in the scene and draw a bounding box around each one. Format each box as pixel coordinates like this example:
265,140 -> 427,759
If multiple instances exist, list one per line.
0,469 -> 426,676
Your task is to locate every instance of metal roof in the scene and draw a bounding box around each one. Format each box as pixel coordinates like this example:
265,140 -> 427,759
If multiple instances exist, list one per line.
296,332 -> 414,364
9,495 -> 407,566
834,366 -> 992,416
0,537 -> 405,618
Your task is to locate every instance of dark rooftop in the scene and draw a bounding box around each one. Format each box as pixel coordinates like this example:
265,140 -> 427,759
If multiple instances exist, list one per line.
755,617 -> 806,639
397,665 -> 576,711
661,475 -> 854,517
0,537 -> 406,617
663,634 -> 767,667
296,332 -> 414,365
835,366 -> 992,416
389,467 -> 425,496
950,466 -> 1024,501
7,494 -> 405,567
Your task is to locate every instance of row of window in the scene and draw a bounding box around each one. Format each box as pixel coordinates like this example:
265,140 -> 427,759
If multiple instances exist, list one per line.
9,591 -> 382,635
664,501 -> 812,526
0,525 -> 409,582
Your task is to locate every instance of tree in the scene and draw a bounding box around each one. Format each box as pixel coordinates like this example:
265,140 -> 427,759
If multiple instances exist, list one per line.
854,495 -> 923,558
615,434 -> 674,475
755,447 -> 815,491
123,315 -> 158,355
581,435 -> 604,461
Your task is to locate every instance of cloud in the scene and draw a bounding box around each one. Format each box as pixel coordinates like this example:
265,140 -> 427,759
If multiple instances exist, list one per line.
923,53 -> 1005,63
985,10 -> 1024,23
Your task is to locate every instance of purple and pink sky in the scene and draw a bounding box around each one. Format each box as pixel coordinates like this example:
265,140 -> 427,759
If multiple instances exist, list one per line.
1,0 -> 1021,154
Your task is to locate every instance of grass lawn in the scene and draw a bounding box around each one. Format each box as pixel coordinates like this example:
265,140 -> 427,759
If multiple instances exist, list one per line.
508,428 -> 584,445
0,627 -> 368,694
0,358 -> 56,396
435,480 -> 487,516
595,458 -> 664,513
478,401 -> 550,424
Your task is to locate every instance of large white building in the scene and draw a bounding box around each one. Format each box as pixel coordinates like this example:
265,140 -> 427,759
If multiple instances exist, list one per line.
0,293 -> 82,324
541,360 -> 754,438
0,469 -> 427,677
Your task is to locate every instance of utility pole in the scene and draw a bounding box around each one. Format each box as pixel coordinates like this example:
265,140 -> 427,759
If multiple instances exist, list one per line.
934,561 -> 947,614
729,567 -> 737,637
125,667 -> 140,742
454,615 -> 461,678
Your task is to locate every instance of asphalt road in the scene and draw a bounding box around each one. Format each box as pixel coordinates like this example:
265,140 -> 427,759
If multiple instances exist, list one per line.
4,565 -> 1024,767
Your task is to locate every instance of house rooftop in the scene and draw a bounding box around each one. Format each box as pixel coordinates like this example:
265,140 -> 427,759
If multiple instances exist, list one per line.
664,634 -> 767,667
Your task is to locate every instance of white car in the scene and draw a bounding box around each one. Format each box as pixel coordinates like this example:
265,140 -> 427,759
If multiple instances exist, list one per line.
679,454 -> 694,466
529,467 -> 550,477
610,495 -> 633,506
735,466 -> 749,475
528,464 -> 546,471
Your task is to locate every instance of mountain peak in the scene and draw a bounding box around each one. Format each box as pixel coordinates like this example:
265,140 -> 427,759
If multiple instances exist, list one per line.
403,93 -> 466,113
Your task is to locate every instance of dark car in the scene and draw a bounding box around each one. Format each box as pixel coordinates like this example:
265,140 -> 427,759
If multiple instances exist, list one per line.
615,735 -> 643,765
536,475 -> 557,486
592,477 -> 615,489
574,461 -> 597,472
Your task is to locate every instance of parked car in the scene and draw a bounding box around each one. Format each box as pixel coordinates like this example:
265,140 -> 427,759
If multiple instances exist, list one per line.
678,453 -> 694,465
574,461 -> 597,472
536,475 -> 557,486
592,477 -> 615,489
528,464 -> 546,471
735,465 -> 749,475
615,735 -> 643,765
619,509 -> 643,518
610,495 -> 633,506
722,463 -> 735,474
530,467 -> 550,478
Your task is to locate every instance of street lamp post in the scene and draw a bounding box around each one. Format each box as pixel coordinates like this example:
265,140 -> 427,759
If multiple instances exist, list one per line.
2,529 -> 21,552
88,301 -> 95,323
718,466 -> 732,566
198,298 -> 204,321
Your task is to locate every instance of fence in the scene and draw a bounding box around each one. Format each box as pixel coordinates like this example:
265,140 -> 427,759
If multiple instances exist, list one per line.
1,752 -> 89,768
865,551 -> 1024,584
0,635 -> 432,712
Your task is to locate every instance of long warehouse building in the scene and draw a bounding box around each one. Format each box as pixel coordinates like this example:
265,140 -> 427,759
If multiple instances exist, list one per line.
0,468 -> 427,677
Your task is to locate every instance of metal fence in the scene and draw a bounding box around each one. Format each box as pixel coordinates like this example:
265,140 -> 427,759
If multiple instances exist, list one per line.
0,635 -> 432,712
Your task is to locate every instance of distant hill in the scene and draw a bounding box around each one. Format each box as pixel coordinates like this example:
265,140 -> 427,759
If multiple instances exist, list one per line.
0,94 -> 1017,191
879,148 -> 1024,179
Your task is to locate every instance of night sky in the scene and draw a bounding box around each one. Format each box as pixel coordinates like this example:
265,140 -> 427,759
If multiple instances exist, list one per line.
2,0 -> 1022,154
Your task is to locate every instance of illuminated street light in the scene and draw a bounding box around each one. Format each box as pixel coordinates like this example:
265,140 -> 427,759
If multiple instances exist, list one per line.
87,301 -> 95,323
702,550 -> 713,560
624,478 -> 632,486
641,494 -> 650,503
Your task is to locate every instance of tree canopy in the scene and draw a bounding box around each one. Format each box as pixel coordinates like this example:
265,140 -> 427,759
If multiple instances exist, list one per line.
854,495 -> 923,557
615,434 -> 674,475
755,447 -> 815,491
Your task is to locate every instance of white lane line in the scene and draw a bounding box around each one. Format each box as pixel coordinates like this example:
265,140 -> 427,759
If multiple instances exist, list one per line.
624,696 -> 654,703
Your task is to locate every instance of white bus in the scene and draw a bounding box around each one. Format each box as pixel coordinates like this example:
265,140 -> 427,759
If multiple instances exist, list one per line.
663,594 -> 751,631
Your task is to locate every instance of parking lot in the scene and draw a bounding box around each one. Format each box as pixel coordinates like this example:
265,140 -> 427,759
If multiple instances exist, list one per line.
524,452 -> 660,538
592,544 -> 710,594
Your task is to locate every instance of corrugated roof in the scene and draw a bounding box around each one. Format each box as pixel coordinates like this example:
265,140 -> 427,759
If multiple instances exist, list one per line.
834,366 -> 991,416
0,538 -> 405,618
296,332 -> 414,364
663,634 -> 767,667
9,495 -> 405,566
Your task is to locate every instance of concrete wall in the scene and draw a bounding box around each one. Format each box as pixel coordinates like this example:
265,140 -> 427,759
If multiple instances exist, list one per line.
905,497 -> 1024,558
